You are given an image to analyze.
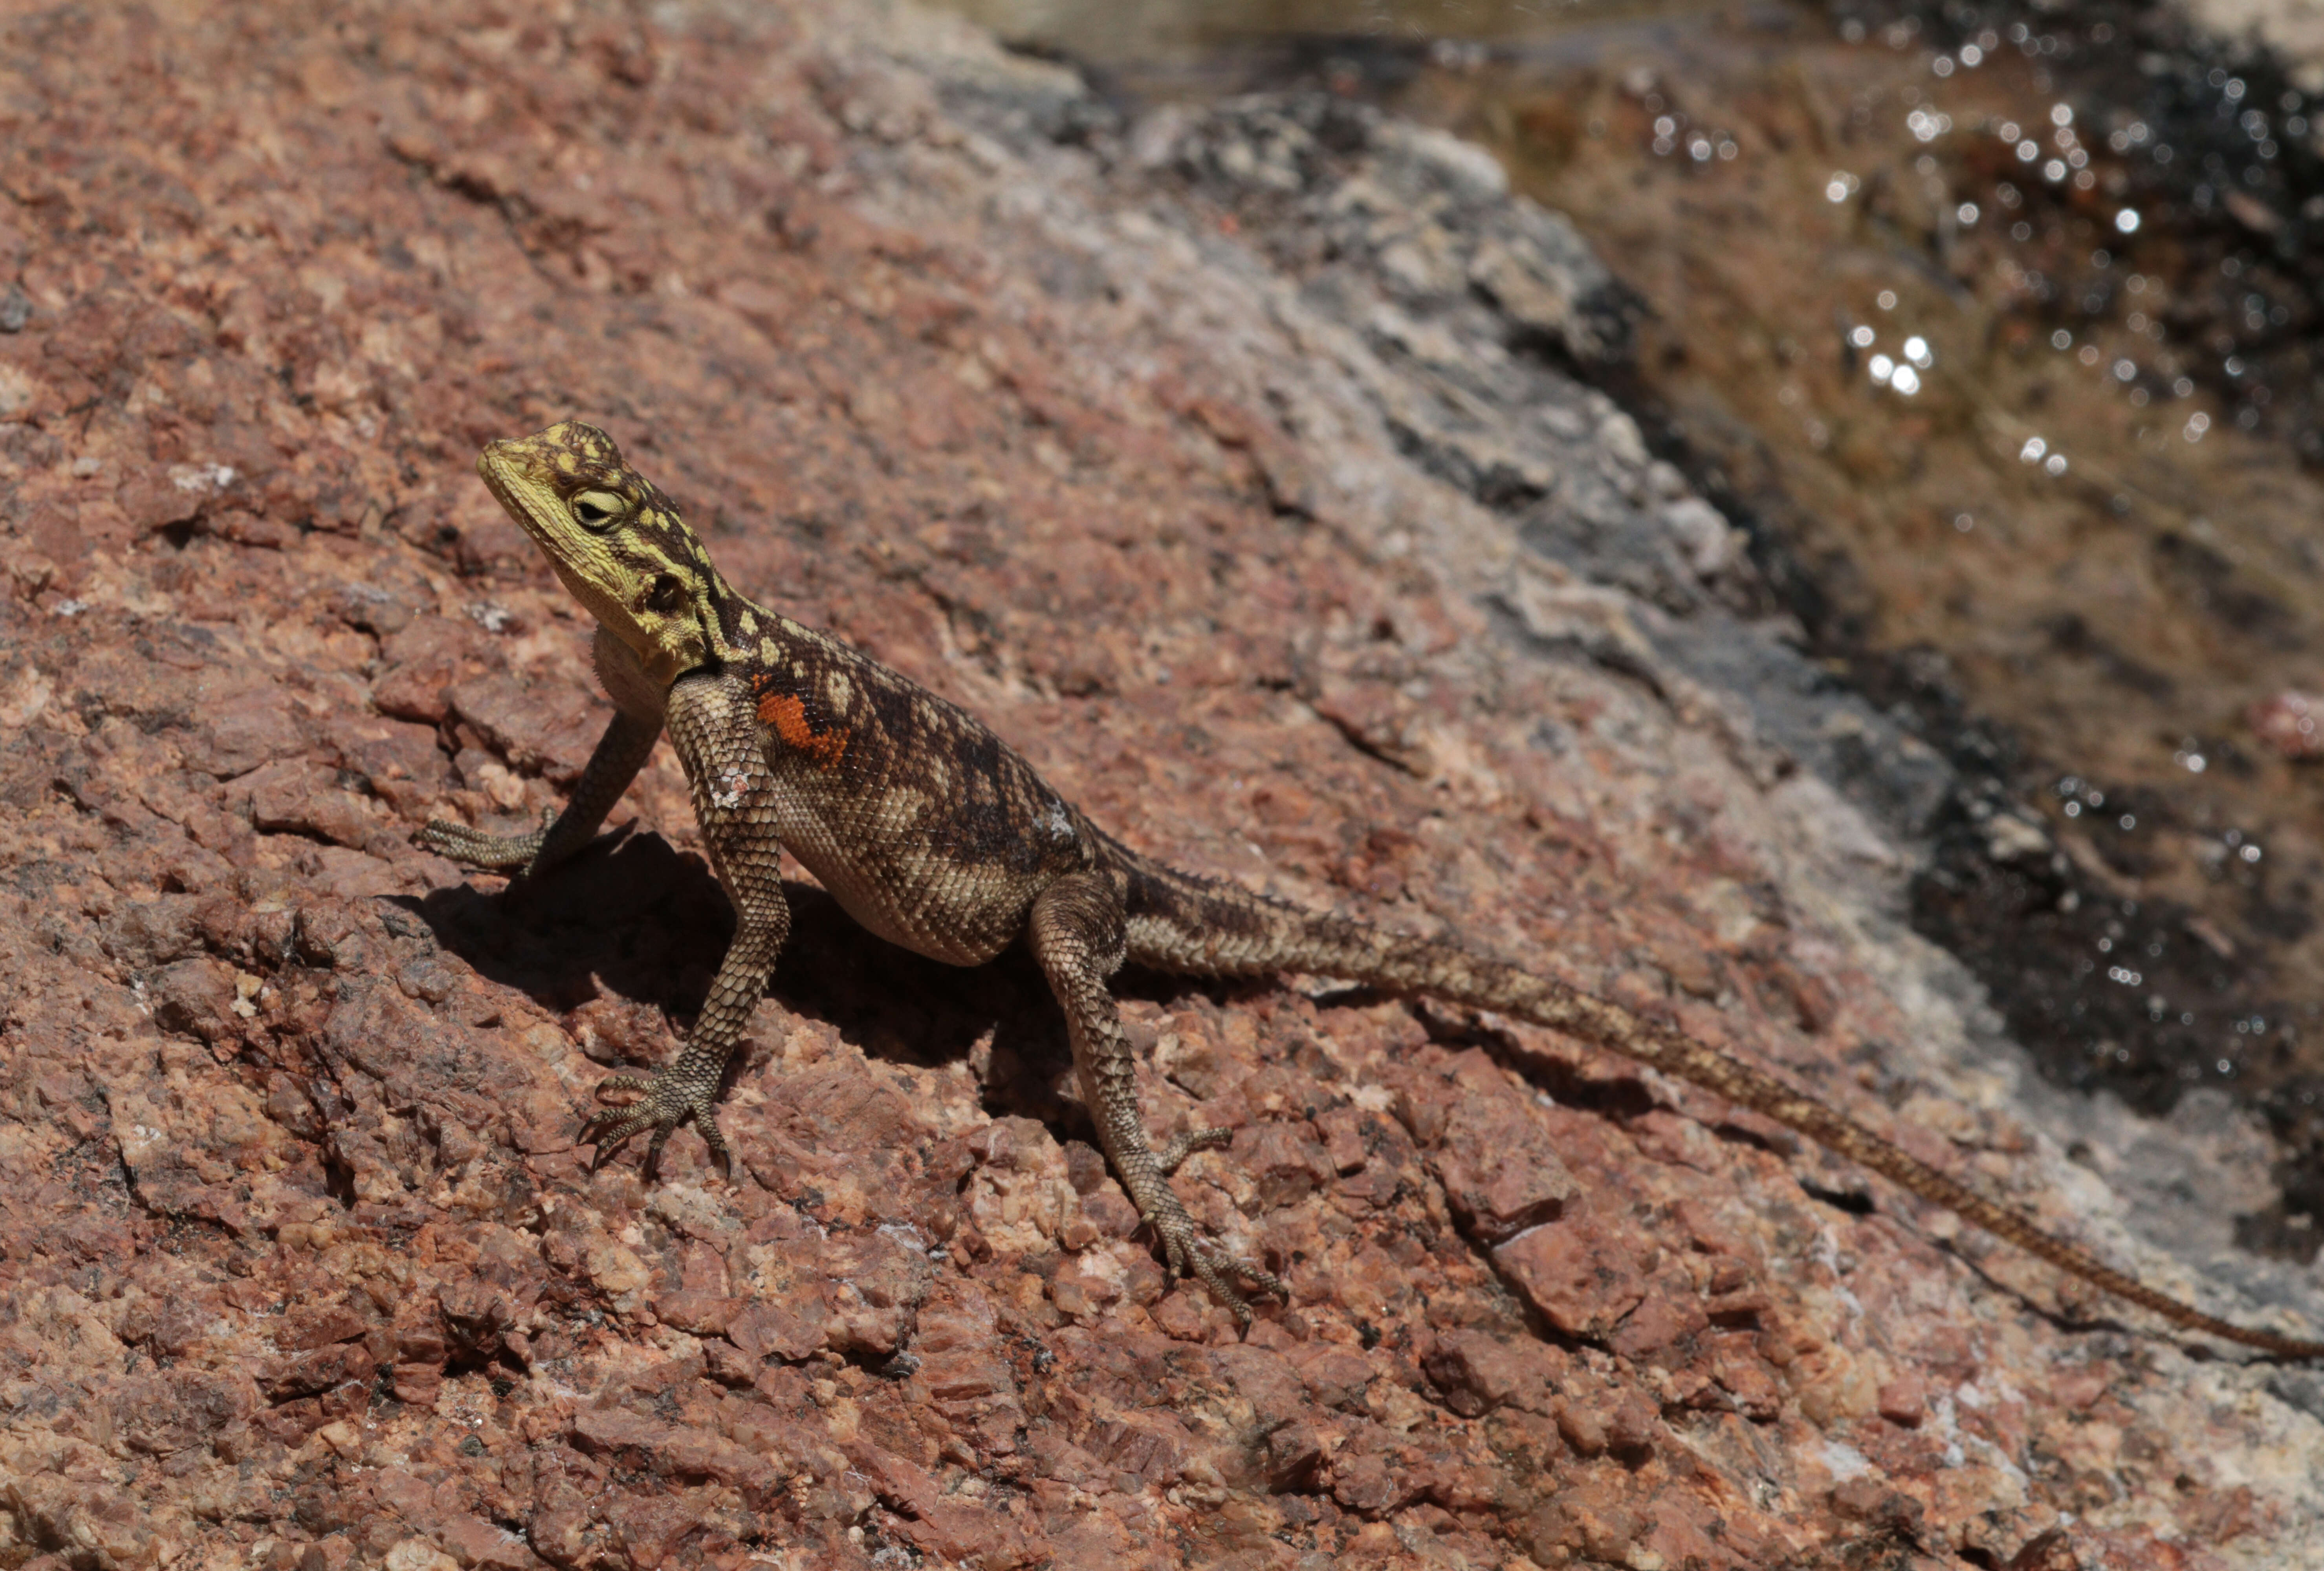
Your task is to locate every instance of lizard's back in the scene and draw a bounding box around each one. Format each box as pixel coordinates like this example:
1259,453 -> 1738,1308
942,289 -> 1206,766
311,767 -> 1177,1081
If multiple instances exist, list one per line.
721,595 -> 1094,965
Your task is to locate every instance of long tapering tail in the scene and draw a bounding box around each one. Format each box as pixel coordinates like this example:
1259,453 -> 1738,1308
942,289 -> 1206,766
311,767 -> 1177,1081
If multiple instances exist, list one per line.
1118,853 -> 2324,1359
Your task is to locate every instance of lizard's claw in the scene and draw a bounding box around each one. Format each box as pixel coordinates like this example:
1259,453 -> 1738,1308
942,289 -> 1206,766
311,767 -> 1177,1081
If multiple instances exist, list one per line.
580,1068 -> 733,1180
1149,1192 -> 1288,1332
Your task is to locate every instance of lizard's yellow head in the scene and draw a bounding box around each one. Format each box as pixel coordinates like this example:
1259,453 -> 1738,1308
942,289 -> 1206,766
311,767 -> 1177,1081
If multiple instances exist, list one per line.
475,421 -> 726,688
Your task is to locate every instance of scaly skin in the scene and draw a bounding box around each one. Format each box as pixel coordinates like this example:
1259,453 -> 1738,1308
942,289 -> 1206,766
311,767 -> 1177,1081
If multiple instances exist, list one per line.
419,421 -> 2324,1358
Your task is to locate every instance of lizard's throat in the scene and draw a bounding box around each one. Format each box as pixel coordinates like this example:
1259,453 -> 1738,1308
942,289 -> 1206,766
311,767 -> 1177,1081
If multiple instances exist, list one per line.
552,571 -> 709,689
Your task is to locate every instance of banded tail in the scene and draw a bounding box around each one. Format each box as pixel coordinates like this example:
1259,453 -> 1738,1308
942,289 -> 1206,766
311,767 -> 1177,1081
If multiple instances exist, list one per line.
1116,853 -> 2324,1360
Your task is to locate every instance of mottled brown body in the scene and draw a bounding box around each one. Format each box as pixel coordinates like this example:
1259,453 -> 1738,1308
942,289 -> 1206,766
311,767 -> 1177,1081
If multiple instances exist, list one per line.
733,619 -> 1096,967
420,421 -> 2324,1358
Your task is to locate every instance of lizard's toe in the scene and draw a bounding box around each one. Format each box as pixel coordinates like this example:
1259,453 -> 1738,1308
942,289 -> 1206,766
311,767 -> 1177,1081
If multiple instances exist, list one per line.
1193,1243 -> 1288,1326
414,809 -> 552,872
1151,1206 -> 1286,1331
1189,1254 -> 1256,1331
580,1108 -> 658,1164
1155,1126 -> 1234,1175
579,1070 -> 726,1177
695,1113 -> 736,1178
642,1121 -> 679,1178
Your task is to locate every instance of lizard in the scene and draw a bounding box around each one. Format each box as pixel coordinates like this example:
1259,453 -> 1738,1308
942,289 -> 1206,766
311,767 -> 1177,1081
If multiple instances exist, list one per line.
417,419 -> 2324,1359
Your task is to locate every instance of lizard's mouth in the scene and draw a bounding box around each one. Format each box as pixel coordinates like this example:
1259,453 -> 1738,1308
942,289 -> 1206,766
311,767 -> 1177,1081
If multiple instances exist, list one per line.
475,439 -> 570,552
474,439 -> 525,504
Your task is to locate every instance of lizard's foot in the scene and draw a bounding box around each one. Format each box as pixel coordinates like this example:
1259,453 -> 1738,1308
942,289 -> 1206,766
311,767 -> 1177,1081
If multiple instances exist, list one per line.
1147,1190 -> 1288,1332
580,1066 -> 733,1181
415,807 -> 556,873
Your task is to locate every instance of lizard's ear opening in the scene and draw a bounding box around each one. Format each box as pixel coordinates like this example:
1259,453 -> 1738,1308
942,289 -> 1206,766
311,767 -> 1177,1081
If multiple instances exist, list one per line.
571,490 -> 626,531
645,574 -> 688,614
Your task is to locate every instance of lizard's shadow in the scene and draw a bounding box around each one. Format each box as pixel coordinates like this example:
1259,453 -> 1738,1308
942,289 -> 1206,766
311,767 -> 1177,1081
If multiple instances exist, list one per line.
396,829 -> 1083,1124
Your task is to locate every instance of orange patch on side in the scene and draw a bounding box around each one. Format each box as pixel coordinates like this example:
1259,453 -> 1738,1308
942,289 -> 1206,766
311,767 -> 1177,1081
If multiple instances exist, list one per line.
757,691 -> 848,768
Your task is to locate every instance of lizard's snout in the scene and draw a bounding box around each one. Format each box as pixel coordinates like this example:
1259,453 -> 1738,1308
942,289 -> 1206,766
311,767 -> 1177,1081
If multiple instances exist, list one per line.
475,435 -> 554,492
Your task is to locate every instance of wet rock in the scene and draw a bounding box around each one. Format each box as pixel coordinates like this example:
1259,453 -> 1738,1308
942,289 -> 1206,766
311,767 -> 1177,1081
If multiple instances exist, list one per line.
1981,809 -> 2054,863
2249,688 -> 2324,759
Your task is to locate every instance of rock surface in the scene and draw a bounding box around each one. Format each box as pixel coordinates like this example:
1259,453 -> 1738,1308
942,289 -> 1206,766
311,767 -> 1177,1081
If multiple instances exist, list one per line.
2,4 -> 2322,1569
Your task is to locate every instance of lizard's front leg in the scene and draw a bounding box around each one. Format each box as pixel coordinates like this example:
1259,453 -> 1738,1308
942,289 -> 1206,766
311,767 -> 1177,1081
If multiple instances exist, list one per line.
581,671 -> 790,1178
417,710 -> 662,876
1027,872 -> 1287,1327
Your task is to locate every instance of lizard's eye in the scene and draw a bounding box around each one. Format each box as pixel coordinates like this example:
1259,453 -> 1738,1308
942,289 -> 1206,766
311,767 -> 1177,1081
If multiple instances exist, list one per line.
570,491 -> 625,531
645,574 -> 687,613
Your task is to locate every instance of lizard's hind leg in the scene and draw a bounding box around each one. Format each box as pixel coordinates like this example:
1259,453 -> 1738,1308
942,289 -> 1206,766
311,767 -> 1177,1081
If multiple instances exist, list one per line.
1026,872 -> 1288,1327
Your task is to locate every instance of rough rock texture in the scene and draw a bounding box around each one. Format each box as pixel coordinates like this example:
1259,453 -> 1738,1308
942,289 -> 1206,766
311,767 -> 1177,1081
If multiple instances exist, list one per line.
3,4 -> 2323,1569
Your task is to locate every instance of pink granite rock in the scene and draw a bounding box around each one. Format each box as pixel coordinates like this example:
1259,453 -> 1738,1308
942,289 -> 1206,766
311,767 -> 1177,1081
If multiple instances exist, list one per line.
1,4 -> 2319,1570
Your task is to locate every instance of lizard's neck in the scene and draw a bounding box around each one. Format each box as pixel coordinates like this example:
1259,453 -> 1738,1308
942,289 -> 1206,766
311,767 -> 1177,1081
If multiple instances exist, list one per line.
612,543 -> 827,691
636,556 -> 771,686
697,582 -> 818,677
596,579 -> 766,693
